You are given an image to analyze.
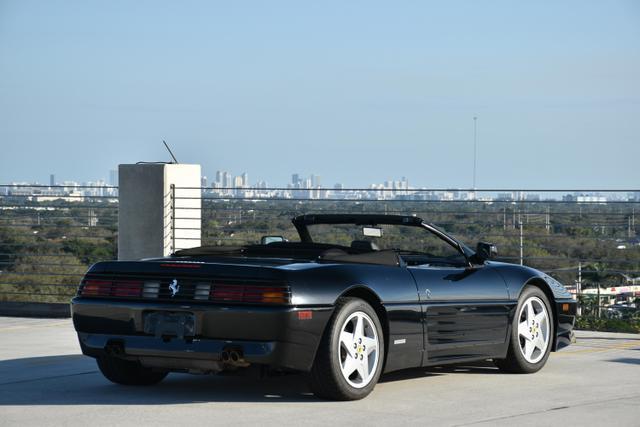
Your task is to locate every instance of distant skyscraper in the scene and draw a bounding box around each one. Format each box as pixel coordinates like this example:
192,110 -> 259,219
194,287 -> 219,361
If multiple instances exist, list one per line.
215,170 -> 222,184
222,171 -> 231,188
49,174 -> 55,186
292,174 -> 300,187
201,176 -> 207,188
241,172 -> 249,188
109,169 -> 118,187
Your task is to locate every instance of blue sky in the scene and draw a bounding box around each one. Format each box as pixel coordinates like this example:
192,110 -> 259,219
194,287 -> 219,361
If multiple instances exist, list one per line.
1,0 -> 639,188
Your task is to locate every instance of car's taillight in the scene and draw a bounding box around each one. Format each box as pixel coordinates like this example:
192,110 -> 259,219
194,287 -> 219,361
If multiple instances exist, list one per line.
210,283 -> 291,304
112,280 -> 143,297
80,279 -> 143,298
81,280 -> 111,296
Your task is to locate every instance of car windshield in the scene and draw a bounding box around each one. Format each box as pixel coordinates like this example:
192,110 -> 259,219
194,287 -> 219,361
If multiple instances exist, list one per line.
181,216 -> 467,266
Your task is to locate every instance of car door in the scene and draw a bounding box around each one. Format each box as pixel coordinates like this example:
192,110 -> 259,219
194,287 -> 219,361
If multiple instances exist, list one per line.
409,264 -> 511,363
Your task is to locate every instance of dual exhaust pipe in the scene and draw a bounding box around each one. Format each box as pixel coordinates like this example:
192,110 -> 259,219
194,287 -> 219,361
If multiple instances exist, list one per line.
220,348 -> 249,367
105,340 -> 125,356
105,340 -> 249,369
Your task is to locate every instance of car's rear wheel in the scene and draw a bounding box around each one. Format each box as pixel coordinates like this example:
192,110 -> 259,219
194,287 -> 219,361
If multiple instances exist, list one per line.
494,286 -> 554,373
97,355 -> 168,385
310,297 -> 384,400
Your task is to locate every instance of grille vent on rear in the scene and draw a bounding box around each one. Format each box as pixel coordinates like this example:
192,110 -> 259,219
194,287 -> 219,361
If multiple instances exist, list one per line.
143,281 -> 160,298
193,282 -> 211,300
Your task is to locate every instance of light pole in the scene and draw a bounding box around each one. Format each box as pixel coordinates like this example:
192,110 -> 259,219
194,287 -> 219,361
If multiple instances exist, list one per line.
473,116 -> 478,191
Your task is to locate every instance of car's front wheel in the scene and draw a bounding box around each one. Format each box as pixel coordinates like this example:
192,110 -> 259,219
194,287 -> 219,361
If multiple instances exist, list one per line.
97,355 -> 168,385
310,297 -> 385,400
494,286 -> 554,373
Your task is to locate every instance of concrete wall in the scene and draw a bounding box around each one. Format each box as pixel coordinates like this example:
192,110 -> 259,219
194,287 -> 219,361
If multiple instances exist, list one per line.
118,163 -> 201,260
0,302 -> 70,318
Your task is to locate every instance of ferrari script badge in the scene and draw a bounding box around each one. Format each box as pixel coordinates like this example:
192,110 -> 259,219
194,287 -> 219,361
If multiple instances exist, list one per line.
169,279 -> 180,297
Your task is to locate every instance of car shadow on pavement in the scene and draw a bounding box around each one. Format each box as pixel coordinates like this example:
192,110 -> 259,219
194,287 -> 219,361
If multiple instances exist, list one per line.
577,336 -> 640,341
607,357 -> 640,365
0,355 -> 497,405
380,360 -> 499,383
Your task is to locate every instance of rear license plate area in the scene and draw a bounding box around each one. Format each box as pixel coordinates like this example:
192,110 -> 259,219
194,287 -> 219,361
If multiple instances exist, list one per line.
144,312 -> 196,339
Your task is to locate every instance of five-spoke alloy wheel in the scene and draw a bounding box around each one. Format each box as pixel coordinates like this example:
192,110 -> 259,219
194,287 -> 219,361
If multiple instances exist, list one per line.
494,286 -> 554,373
310,297 -> 384,400
338,311 -> 380,388
517,296 -> 550,364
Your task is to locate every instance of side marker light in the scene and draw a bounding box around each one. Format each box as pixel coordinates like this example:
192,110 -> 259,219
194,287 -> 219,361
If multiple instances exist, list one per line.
298,311 -> 313,320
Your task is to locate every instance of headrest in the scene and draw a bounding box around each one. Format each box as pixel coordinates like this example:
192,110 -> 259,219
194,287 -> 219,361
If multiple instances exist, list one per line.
350,240 -> 380,252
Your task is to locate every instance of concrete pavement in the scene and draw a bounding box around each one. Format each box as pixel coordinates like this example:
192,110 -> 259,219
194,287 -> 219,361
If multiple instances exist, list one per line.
0,316 -> 639,426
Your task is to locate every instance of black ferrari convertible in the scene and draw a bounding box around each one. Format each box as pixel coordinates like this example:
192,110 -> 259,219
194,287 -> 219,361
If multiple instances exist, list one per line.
72,214 -> 576,400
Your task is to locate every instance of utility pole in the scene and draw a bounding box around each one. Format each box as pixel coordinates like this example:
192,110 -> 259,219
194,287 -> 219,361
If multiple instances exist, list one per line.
546,206 -> 550,234
597,284 -> 601,319
519,219 -> 524,266
503,207 -> 506,230
577,262 -> 582,316
577,262 -> 582,295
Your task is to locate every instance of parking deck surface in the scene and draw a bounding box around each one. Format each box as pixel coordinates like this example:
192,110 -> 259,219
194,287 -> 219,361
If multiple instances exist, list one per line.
0,317 -> 639,426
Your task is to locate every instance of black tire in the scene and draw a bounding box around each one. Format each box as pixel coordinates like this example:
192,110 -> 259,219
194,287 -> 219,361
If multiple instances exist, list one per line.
310,297 -> 385,401
97,355 -> 168,386
494,286 -> 554,373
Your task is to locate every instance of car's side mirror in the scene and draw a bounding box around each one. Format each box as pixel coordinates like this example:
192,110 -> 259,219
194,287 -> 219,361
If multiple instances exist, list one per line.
474,242 -> 497,263
261,236 -> 287,245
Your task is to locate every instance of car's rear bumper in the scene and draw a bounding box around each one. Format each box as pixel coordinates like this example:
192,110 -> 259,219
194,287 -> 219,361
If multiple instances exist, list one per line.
71,297 -> 333,372
77,332 -> 305,371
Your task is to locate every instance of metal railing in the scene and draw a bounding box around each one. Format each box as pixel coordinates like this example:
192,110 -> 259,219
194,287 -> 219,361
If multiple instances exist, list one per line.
0,185 -> 118,305
172,186 -> 640,323
1,184 -> 639,324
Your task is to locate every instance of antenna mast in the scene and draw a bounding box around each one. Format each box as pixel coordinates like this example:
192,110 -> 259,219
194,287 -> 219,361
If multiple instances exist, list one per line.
162,140 -> 179,164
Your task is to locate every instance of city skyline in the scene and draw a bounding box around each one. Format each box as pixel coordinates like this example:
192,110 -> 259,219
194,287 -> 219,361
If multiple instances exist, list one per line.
1,169 -> 415,193
6,166 -> 640,192
3,167 -> 639,205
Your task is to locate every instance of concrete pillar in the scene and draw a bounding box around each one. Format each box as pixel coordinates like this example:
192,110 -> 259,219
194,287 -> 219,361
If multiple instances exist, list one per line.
118,163 -> 201,260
